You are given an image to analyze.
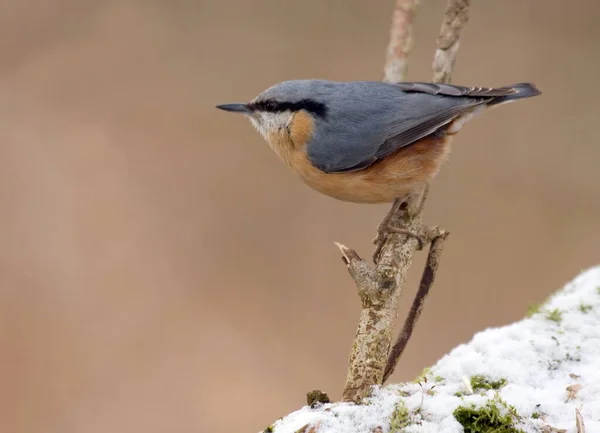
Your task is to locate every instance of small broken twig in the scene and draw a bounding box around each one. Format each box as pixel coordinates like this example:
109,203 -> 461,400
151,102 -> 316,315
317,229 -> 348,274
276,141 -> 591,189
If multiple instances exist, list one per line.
575,408 -> 586,433
339,0 -> 471,403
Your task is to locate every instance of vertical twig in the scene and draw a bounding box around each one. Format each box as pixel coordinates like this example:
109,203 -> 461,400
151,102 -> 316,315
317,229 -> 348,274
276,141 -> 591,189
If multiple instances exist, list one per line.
433,0 -> 471,84
384,0 -> 420,83
575,409 -> 586,433
382,229 -> 448,383
339,0 -> 470,403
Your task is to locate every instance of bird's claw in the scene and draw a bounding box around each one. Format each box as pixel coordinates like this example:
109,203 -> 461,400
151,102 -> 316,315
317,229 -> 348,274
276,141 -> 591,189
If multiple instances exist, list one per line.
373,223 -> 429,263
378,225 -> 425,250
374,224 -> 425,250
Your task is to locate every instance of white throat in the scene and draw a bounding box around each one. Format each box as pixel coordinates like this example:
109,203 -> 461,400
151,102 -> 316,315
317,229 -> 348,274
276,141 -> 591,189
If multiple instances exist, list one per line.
249,110 -> 293,140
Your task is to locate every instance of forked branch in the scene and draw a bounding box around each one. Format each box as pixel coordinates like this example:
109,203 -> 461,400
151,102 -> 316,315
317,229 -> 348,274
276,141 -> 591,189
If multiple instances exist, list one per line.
339,0 -> 471,403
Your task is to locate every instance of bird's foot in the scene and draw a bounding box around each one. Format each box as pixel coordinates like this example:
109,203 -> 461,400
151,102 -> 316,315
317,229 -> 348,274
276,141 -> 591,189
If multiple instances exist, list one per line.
373,221 -> 427,264
377,224 -> 426,250
372,190 -> 429,263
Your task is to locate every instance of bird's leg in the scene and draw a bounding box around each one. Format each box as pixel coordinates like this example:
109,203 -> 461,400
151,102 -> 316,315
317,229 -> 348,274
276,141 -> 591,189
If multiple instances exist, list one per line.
375,197 -> 405,239
373,188 -> 427,263
380,226 -> 425,250
376,202 -> 426,250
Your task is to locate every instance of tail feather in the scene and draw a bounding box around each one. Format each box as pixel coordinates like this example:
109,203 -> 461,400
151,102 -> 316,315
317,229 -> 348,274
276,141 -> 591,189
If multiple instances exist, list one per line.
488,82 -> 541,106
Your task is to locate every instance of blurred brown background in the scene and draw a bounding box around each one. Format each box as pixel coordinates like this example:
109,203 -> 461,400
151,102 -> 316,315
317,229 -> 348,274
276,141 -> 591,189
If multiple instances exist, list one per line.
1,1 -> 599,432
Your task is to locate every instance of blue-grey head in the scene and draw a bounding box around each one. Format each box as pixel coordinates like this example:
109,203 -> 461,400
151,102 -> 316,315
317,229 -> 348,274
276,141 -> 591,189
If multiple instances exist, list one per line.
216,80 -> 332,140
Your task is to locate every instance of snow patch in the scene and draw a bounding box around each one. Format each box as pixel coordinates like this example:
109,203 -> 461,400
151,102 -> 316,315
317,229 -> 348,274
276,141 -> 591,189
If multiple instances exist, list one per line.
264,266 -> 600,433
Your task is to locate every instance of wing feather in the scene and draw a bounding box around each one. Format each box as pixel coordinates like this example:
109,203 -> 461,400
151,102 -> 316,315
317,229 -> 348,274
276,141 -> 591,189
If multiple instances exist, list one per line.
394,82 -> 518,98
306,81 -> 502,173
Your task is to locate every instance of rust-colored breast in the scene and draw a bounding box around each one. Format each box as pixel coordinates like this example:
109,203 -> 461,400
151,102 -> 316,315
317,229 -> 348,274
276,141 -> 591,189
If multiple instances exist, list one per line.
266,111 -> 453,204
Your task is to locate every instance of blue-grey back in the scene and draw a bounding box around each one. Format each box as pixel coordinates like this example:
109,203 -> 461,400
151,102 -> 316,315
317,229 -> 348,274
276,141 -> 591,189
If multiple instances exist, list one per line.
256,80 -> 480,172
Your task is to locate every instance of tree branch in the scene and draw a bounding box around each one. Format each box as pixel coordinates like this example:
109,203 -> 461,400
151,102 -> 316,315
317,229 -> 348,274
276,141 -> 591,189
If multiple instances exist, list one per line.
382,228 -> 449,383
384,0 -> 420,83
340,0 -> 470,403
433,0 -> 471,84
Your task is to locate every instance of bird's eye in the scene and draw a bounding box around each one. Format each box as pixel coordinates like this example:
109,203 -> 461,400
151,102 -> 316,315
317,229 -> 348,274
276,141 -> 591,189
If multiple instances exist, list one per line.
265,100 -> 278,111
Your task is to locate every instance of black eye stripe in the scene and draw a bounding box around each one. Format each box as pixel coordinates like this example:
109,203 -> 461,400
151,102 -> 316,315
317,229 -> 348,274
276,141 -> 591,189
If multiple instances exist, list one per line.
249,99 -> 327,118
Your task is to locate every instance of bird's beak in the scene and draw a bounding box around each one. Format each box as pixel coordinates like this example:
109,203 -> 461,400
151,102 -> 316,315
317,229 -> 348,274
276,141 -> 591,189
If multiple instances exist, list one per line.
215,103 -> 252,114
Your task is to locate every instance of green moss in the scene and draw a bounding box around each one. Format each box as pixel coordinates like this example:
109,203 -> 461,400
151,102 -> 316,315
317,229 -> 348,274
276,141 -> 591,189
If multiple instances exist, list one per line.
470,375 -> 508,392
526,303 -> 541,317
434,375 -> 444,382
263,426 -> 274,433
454,391 -> 465,398
389,400 -> 410,432
546,309 -> 562,323
531,412 -> 541,419
453,397 -> 524,433
306,390 -> 330,408
596,286 -> 600,295
579,303 -> 592,313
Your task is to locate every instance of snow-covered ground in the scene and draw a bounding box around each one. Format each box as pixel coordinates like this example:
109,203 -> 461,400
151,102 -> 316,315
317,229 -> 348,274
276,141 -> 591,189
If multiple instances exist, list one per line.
264,266 -> 600,433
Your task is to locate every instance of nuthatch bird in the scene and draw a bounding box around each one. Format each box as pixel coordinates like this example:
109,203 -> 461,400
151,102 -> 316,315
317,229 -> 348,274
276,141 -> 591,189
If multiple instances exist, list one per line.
216,80 -> 540,241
